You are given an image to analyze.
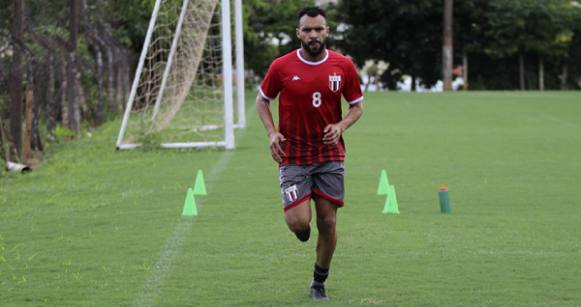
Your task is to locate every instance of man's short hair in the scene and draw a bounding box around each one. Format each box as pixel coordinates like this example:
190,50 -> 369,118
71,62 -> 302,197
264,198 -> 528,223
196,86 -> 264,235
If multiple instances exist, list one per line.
298,6 -> 326,21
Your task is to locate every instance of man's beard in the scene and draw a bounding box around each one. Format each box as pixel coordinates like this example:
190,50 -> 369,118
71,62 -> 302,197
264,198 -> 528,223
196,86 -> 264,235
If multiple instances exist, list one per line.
301,40 -> 325,57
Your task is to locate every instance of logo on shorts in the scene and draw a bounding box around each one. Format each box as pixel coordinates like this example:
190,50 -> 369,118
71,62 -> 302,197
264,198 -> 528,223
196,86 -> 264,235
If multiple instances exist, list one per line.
284,185 -> 299,202
329,73 -> 341,92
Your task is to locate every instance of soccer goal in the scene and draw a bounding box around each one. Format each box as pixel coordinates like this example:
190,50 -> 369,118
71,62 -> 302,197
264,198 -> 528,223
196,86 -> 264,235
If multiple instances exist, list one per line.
116,0 -> 245,150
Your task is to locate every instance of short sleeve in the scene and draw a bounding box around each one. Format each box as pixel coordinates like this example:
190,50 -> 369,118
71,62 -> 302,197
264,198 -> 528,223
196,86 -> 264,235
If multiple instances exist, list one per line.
259,61 -> 282,100
342,60 -> 364,105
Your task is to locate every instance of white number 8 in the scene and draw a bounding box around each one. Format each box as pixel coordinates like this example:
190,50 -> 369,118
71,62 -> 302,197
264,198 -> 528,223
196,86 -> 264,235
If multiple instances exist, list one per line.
312,91 -> 322,108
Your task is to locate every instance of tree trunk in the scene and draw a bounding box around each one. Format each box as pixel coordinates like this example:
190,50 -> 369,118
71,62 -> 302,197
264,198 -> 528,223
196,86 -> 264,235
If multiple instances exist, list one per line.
67,0 -> 81,134
115,48 -> 124,109
95,45 -> 105,125
81,0 -> 105,126
46,55 -> 57,140
122,50 -> 130,104
77,74 -> 88,121
442,0 -> 454,91
61,58 -> 69,128
106,46 -> 115,110
8,0 -> 25,160
22,59 -> 34,162
519,52 -> 526,91
0,116 -> 10,163
31,65 -> 43,152
411,75 -> 417,92
462,51 -> 469,91
113,48 -> 121,108
561,63 -> 568,90
28,61 -> 42,152
538,58 -> 544,91
66,58 -> 78,130
23,89 -> 33,162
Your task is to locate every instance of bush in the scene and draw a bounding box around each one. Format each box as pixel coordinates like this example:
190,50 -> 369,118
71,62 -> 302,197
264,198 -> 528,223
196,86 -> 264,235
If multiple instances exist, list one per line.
55,126 -> 76,141
0,156 -> 5,177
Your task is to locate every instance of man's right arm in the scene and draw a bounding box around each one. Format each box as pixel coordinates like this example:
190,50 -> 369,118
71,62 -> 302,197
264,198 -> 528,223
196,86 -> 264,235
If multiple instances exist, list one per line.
256,94 -> 286,163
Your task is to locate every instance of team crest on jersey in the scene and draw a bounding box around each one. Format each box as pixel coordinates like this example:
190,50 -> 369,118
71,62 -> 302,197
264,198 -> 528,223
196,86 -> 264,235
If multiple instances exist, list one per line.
329,73 -> 342,92
284,185 -> 299,202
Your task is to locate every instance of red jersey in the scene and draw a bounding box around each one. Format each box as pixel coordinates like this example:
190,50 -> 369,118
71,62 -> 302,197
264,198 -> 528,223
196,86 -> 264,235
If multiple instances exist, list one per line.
260,49 -> 363,166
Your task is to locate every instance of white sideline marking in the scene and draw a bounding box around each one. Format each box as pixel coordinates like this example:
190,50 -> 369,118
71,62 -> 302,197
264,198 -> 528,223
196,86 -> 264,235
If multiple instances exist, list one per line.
135,110 -> 254,306
537,112 -> 581,130
134,151 -> 235,306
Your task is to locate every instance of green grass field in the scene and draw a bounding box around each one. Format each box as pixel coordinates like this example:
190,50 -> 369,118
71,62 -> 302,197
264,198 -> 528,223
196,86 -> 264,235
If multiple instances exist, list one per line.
1,92 -> 581,306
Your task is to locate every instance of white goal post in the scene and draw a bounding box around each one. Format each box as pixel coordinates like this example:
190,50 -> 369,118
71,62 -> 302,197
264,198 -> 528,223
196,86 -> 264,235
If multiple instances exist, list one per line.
116,0 -> 245,150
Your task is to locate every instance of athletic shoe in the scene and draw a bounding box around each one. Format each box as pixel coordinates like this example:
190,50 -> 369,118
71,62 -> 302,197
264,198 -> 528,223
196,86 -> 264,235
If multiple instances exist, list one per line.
310,282 -> 329,300
295,226 -> 310,242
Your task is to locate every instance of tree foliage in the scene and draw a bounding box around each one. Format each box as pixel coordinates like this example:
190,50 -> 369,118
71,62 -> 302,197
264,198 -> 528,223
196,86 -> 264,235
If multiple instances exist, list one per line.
243,0 -> 314,77
335,0 -> 581,90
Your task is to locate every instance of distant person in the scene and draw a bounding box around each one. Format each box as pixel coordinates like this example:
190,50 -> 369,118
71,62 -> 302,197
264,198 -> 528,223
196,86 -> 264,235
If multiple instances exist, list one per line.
255,6 -> 364,301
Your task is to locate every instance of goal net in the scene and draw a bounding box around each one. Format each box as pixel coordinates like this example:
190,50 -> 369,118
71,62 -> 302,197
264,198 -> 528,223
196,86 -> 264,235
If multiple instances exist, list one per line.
116,0 -> 244,150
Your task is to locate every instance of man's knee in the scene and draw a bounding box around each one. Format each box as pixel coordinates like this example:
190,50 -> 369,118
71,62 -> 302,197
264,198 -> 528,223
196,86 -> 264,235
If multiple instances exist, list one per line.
317,214 -> 336,232
286,215 -> 310,233
284,200 -> 311,232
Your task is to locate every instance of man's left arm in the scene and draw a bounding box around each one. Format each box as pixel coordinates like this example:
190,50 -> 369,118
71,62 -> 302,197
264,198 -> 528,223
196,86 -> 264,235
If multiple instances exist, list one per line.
322,102 -> 363,145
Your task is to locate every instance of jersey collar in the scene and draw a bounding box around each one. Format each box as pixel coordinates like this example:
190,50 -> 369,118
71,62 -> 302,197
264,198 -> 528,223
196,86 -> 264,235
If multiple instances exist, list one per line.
296,48 -> 329,66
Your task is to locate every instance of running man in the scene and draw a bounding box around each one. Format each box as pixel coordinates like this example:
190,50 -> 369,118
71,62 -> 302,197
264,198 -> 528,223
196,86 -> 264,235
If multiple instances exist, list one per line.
255,6 -> 364,300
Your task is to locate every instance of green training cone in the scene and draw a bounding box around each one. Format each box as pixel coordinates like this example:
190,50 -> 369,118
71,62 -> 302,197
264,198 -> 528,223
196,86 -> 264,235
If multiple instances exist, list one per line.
377,170 -> 390,195
193,170 -> 207,196
182,188 -> 198,216
382,185 -> 400,214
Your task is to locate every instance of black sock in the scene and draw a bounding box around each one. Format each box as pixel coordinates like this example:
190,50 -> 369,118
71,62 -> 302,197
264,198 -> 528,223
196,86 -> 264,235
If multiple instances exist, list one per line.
313,263 -> 329,285
295,226 -> 310,242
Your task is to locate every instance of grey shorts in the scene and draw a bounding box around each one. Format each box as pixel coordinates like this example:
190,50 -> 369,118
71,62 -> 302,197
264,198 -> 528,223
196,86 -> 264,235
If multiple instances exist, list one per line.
279,161 -> 345,211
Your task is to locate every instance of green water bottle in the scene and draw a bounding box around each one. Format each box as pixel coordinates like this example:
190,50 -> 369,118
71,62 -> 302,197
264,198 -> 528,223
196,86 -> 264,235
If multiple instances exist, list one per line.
439,186 -> 451,214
